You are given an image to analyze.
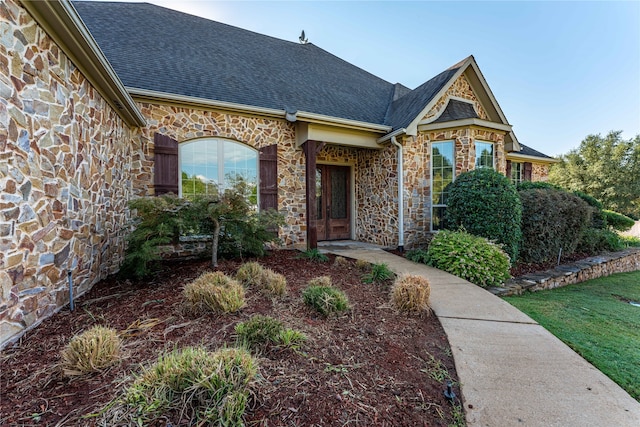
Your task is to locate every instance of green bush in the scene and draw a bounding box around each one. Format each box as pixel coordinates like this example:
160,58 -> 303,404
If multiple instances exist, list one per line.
102,346 -> 256,426
302,284 -> 350,316
621,235 -> 640,247
573,190 -> 603,210
297,248 -> 329,262
426,230 -> 510,288
406,248 -> 431,264
518,188 -> 592,263
362,263 -> 394,284
577,228 -> 625,253
603,210 -> 635,232
235,315 -> 306,351
516,181 -> 562,191
121,195 -> 187,278
573,191 -> 607,229
445,168 -> 522,260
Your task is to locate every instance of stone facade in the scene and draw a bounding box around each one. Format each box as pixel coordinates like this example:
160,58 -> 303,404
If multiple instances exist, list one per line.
1,0 -> 134,346
423,74 -> 489,121
531,162 -> 549,181
491,248 -> 640,296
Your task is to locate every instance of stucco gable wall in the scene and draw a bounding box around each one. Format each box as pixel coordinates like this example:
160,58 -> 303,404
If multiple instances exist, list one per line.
422,74 -> 489,121
1,0 -> 134,347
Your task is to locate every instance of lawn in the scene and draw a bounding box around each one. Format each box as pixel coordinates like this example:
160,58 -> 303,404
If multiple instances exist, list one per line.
504,271 -> 640,401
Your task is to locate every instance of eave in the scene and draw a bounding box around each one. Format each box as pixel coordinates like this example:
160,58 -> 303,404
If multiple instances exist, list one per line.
22,0 -> 146,127
417,118 -> 513,133
506,152 -> 560,164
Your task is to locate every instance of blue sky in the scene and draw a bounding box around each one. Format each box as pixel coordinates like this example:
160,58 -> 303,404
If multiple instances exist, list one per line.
86,0 -> 640,156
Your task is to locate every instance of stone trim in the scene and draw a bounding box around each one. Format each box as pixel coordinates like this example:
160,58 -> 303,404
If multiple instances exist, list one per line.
491,248 -> 640,296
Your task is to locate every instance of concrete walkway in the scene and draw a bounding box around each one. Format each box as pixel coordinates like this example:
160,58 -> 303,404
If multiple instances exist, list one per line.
319,241 -> 640,427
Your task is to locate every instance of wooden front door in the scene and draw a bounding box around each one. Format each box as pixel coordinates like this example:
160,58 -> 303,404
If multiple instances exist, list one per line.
316,165 -> 351,241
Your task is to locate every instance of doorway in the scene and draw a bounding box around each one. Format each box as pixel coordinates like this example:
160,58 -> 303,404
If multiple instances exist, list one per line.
316,165 -> 351,241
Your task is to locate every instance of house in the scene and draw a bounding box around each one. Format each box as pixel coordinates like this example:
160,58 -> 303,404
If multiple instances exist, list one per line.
0,0 -> 556,346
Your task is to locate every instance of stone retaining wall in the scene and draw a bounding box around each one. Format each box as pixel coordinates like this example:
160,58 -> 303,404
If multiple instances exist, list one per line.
491,248 -> 640,297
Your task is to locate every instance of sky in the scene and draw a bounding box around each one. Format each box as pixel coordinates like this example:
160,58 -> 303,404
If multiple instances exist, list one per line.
85,0 -> 640,157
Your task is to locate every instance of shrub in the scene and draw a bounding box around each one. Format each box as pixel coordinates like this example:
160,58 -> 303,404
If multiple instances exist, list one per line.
307,276 -> 332,287
235,315 -> 305,351
445,168 -> 522,260
577,228 -> 625,253
183,272 -> 245,314
603,210 -> 635,232
621,235 -> 640,247
516,181 -> 562,191
303,284 -> 350,316
406,248 -> 431,264
235,261 -> 264,287
121,195 -> 187,278
573,191 -> 606,229
362,262 -> 394,284
355,259 -> 370,271
235,315 -> 284,349
427,230 -> 510,287
103,346 -> 256,426
333,256 -> 350,268
390,274 -> 431,314
297,248 -> 329,262
61,326 -> 122,376
260,269 -> 287,296
519,188 -> 592,263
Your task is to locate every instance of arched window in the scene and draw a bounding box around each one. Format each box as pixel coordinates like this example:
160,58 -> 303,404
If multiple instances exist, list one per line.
179,138 -> 258,201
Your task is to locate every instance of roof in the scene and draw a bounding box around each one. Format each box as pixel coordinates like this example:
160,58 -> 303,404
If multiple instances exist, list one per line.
72,1 -> 398,126
515,144 -> 555,160
432,99 -> 479,123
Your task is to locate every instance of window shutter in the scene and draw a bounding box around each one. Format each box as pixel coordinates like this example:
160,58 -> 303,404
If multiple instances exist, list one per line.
153,133 -> 179,195
259,144 -> 278,210
506,160 -> 512,179
524,162 -> 533,181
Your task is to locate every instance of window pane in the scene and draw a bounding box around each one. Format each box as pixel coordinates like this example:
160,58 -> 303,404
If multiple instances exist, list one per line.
475,141 -> 493,169
432,207 -> 447,231
330,168 -> 348,219
431,141 -> 455,230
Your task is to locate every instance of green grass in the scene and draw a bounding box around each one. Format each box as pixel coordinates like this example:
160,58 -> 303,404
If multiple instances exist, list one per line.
504,271 -> 640,401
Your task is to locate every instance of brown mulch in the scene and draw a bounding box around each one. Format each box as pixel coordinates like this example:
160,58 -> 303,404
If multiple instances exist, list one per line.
0,250 -> 462,426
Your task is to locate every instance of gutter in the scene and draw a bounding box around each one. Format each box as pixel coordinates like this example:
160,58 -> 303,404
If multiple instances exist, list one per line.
390,136 -> 405,251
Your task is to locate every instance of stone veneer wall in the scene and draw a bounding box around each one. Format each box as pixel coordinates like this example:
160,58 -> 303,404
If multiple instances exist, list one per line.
531,162 -> 549,181
133,102 -> 306,245
423,74 -> 489,121
1,0 -> 134,347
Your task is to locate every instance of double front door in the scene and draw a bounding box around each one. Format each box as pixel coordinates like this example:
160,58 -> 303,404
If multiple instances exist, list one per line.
316,165 -> 351,241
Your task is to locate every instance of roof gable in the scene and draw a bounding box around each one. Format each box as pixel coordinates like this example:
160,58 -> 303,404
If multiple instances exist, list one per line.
432,99 -> 479,123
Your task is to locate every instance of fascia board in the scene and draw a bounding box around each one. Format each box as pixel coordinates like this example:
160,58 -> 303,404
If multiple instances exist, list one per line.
417,118 -> 513,133
506,152 -> 560,163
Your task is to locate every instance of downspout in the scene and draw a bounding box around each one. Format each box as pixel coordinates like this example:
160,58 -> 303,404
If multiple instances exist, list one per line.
390,136 -> 404,251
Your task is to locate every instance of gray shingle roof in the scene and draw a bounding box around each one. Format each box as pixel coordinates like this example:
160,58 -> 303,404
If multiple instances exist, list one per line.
432,99 -> 478,123
516,144 -> 554,160
73,1 -> 401,126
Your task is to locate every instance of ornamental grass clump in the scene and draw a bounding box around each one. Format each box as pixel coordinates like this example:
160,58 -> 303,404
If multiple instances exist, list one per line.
235,261 -> 264,287
303,279 -> 350,316
391,274 -> 431,315
362,262 -> 394,284
102,346 -> 257,426
235,315 -> 306,351
427,230 -> 510,288
235,262 -> 287,296
183,271 -> 245,314
61,326 -> 122,376
260,268 -> 287,296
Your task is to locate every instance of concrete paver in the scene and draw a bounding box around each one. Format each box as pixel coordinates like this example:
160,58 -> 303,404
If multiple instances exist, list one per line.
321,242 -> 640,426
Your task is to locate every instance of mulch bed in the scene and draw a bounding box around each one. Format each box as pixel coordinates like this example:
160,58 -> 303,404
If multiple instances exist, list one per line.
0,250 -> 462,426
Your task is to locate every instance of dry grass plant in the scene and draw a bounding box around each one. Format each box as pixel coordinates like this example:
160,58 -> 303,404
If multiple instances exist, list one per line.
333,256 -> 350,268
235,262 -> 264,287
261,268 -> 287,296
307,276 -> 331,287
391,274 -> 431,315
183,271 -> 245,314
100,346 -> 257,426
61,326 -> 122,376
355,259 -> 370,271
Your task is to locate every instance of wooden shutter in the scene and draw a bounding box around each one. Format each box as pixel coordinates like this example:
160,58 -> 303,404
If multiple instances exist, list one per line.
153,133 -> 179,195
259,144 -> 278,210
506,160 -> 512,180
524,162 -> 533,182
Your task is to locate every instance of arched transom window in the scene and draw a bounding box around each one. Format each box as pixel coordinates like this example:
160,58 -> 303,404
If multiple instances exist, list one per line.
179,138 -> 258,200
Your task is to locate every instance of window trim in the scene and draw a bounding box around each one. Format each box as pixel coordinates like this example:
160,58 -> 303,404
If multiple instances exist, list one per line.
178,137 -> 259,201
430,140 -> 456,232
474,140 -> 495,169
